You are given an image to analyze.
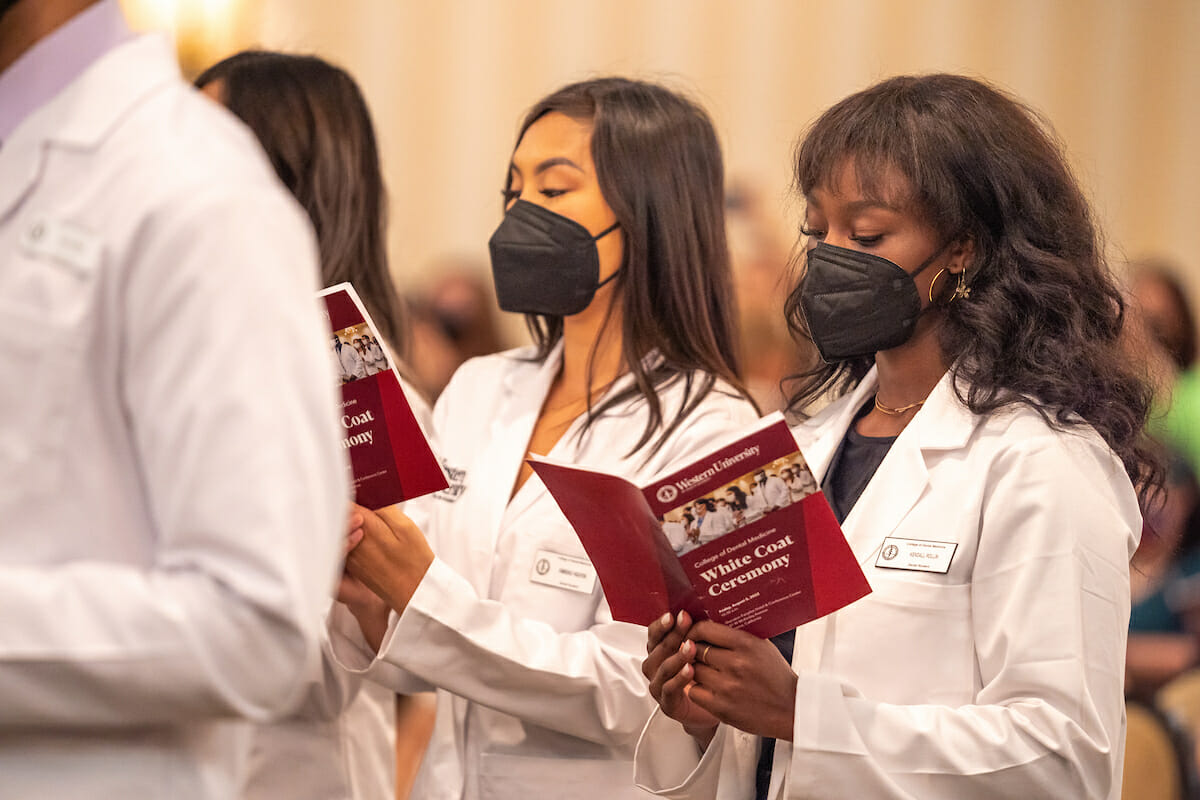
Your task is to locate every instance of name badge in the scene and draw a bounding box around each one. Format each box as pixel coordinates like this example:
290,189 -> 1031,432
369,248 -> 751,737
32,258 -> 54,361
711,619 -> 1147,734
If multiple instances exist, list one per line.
530,549 -> 597,594
875,537 -> 957,574
20,217 -> 102,278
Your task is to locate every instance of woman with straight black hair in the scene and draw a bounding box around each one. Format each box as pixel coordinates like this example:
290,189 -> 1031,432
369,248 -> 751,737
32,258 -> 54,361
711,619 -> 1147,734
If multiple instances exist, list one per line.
638,73 -> 1158,799
330,77 -> 759,800
196,51 -> 427,800
196,51 -> 407,358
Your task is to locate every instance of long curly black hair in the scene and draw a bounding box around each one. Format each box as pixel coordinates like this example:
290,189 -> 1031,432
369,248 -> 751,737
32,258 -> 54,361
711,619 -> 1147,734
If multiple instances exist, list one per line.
783,73 -> 1161,498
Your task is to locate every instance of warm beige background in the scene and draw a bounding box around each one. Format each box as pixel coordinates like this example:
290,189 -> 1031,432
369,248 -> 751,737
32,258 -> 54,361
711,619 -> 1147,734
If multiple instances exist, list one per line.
122,0 -> 1200,293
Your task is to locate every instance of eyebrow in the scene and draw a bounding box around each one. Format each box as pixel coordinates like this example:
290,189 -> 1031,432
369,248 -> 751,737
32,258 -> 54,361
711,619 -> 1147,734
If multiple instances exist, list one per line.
845,197 -> 900,213
510,157 -> 584,178
804,195 -> 901,214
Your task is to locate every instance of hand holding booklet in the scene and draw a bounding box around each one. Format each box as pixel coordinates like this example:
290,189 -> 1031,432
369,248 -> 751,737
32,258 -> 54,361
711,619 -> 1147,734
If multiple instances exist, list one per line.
528,413 -> 870,639
319,283 -> 447,509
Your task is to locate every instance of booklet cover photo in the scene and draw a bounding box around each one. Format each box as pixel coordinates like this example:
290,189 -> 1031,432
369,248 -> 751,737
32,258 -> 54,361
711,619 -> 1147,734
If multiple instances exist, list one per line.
320,283 -> 447,509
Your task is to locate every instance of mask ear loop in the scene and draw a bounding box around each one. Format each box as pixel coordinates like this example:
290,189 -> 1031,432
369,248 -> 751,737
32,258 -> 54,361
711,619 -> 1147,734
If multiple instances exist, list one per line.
592,221 -> 622,289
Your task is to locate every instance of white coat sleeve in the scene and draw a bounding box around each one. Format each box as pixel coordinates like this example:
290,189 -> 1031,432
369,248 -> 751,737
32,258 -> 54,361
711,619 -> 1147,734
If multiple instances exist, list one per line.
369,554 -> 652,751
781,433 -> 1135,799
0,181 -> 347,728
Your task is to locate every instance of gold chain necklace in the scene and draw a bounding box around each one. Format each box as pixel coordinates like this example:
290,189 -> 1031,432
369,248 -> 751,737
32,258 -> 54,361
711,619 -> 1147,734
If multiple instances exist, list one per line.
873,394 -> 925,416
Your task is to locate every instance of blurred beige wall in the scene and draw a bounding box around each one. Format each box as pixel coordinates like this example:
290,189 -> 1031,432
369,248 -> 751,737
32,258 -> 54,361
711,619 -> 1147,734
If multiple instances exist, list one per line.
124,0 -> 1200,293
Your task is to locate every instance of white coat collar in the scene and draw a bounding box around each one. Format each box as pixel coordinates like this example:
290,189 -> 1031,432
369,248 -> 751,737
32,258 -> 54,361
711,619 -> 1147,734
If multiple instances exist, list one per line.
795,365 -> 978,484
498,343 -> 668,524
0,34 -> 177,222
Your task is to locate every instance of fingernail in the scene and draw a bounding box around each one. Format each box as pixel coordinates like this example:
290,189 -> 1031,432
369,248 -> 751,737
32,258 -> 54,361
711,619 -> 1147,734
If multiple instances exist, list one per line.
679,639 -> 692,655
677,610 -> 687,626
661,612 -> 672,626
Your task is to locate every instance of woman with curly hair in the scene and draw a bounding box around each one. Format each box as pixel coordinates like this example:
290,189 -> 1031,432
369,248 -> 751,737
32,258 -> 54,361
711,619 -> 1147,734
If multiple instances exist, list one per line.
639,73 -> 1159,800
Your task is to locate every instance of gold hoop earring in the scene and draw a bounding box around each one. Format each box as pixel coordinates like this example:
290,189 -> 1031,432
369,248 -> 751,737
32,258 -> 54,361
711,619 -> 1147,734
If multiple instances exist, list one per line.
928,268 -> 948,303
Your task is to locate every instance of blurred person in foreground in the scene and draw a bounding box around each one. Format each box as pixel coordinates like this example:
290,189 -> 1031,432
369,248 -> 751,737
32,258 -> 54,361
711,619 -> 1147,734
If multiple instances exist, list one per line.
0,2 -> 346,798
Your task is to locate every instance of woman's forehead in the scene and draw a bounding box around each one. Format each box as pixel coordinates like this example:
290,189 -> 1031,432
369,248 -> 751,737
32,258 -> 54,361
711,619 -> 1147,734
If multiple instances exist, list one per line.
807,158 -> 915,207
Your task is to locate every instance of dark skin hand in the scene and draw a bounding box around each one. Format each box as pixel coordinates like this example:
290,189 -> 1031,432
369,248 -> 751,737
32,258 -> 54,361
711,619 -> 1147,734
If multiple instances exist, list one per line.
643,611 -> 720,746
644,612 -> 798,746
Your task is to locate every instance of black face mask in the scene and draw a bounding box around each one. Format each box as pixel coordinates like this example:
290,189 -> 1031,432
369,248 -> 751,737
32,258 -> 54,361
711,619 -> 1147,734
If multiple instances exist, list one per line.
488,199 -> 620,316
798,241 -> 945,362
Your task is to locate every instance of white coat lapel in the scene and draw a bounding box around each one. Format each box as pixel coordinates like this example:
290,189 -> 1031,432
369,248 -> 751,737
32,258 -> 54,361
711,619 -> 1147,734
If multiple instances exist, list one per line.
0,36 -> 176,222
793,369 -> 978,680
788,373 -> 877,678
793,370 -> 879,484
488,345 -> 564,541
500,353 -> 641,526
840,369 -> 978,565
0,138 -> 45,225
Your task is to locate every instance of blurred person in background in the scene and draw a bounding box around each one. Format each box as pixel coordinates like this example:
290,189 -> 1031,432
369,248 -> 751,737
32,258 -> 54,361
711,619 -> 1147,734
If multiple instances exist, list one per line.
1125,262 -> 1200,697
726,180 -> 809,413
197,50 -> 436,800
0,2 -> 346,798
405,260 -> 509,400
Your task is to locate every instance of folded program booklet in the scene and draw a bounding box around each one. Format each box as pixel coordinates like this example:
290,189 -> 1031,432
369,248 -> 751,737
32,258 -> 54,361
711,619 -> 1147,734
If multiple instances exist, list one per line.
528,413 -> 870,638
320,283 -> 447,509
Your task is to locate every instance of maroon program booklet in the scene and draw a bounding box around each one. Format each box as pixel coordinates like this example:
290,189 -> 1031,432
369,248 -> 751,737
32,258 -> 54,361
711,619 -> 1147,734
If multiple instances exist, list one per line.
320,283 -> 447,509
528,413 -> 870,638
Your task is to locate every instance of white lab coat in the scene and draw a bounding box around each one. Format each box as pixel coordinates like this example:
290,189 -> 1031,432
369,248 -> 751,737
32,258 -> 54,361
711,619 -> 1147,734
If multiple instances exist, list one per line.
748,476 -> 789,513
340,342 -> 368,380
0,34 -> 346,800
242,378 -> 434,800
697,509 -> 735,545
634,367 -> 1140,800
663,520 -> 690,552
331,344 -> 759,799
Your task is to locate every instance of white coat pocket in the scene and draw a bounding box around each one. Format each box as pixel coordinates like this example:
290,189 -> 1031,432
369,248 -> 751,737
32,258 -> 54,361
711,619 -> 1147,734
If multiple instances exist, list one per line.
831,573 -> 975,705
0,223 -> 100,497
0,297 -> 83,496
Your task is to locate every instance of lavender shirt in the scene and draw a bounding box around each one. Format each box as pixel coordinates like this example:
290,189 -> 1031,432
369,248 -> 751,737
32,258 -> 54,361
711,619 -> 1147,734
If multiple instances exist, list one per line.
0,0 -> 134,144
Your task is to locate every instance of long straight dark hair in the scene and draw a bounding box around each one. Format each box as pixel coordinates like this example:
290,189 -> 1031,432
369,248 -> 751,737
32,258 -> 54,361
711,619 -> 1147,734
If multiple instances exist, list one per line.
195,51 -> 406,355
782,73 -> 1160,497
508,77 -> 753,457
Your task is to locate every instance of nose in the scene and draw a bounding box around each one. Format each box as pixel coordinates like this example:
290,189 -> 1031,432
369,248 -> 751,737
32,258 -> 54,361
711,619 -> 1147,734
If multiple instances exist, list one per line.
821,230 -> 853,249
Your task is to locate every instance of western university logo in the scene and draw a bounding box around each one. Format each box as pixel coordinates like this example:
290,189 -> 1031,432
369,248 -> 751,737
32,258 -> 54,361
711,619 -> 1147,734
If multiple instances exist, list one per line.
656,484 -> 678,504
535,558 -> 551,576
882,544 -> 899,561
